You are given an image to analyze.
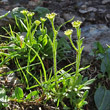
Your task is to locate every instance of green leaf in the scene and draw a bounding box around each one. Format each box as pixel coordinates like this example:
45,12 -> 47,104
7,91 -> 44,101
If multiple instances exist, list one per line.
38,35 -> 43,42
75,74 -> 82,85
97,42 -> 105,53
34,6 -> 50,18
83,79 -> 95,86
0,88 -> 9,103
0,11 -> 10,19
78,90 -> 88,108
101,61 -> 106,73
94,87 -> 110,110
11,7 -> 25,18
0,52 -> 19,66
107,45 -> 110,48
78,79 -> 95,90
101,49 -> 110,77
15,87 -> 24,100
42,34 -> 48,46
26,91 -> 39,100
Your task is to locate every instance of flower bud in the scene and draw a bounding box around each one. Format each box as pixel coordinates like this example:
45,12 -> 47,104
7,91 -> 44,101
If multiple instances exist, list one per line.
34,20 -> 41,26
72,20 -> 82,28
20,10 -> 29,16
46,13 -> 57,20
64,29 -> 73,36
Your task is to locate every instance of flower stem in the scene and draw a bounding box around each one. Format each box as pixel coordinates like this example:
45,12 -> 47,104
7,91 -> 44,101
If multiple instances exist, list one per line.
51,20 -> 58,88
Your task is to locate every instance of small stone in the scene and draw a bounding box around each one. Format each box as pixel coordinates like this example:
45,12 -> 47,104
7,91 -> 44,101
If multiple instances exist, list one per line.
98,8 -> 106,13
106,14 -> 110,19
102,0 -> 110,4
56,15 -> 65,25
0,65 -> 20,85
86,12 -> 96,21
1,0 -> 8,3
63,13 -> 73,21
82,24 -> 110,52
105,14 -> 110,23
79,7 -> 97,14
28,0 -> 42,6
6,72 -> 20,85
63,13 -> 85,22
0,65 -> 10,74
85,1 -> 92,5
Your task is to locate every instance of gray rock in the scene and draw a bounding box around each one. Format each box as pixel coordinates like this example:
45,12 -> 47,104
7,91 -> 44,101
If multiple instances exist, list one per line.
102,0 -> 110,4
8,0 -> 29,4
63,13 -> 85,22
98,8 -> 106,13
28,0 -> 42,6
0,65 -> 10,74
1,0 -> 8,3
81,24 -> 110,52
106,14 -> 110,21
79,7 -> 97,14
7,72 -> 20,85
0,65 -> 20,85
56,15 -> 65,25
86,12 -> 96,21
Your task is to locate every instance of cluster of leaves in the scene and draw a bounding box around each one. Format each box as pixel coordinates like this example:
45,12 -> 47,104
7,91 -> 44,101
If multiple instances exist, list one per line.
0,8 -> 95,109
90,42 -> 110,110
91,42 -> 110,79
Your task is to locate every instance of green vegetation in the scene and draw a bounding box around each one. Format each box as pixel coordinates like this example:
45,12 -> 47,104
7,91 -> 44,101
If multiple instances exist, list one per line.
90,42 -> 110,109
94,86 -> 110,110
0,9 -> 95,109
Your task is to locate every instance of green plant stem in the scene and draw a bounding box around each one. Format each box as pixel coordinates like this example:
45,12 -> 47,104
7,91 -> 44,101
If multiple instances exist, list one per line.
69,36 -> 78,52
69,28 -> 82,81
29,17 -> 33,45
75,28 -> 82,80
75,44 -> 81,76
51,20 -> 58,88
0,11 -> 10,19
15,58 -> 29,88
26,44 -> 47,82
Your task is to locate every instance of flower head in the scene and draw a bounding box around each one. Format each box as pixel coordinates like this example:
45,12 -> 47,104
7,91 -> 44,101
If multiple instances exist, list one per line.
64,29 -> 73,36
27,12 -> 35,17
34,20 -> 41,26
40,17 -> 47,22
20,10 -> 29,16
46,13 -> 57,20
72,20 -> 82,28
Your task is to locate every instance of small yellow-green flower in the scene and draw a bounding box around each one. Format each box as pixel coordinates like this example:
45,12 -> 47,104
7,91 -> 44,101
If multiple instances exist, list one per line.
27,12 -> 35,17
20,10 -> 29,15
40,17 -> 47,22
46,12 -> 57,20
34,20 -> 41,26
64,29 -> 73,36
72,20 -> 82,28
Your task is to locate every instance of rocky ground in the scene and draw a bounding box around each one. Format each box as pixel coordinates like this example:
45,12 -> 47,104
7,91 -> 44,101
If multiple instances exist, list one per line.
0,0 -> 110,52
0,0 -> 110,110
